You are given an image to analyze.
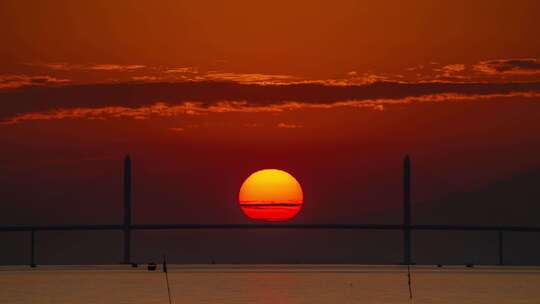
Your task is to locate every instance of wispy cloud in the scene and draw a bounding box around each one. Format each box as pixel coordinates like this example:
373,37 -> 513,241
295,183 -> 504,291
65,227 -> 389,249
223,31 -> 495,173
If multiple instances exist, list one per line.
344,72 -> 400,85
131,76 -> 162,82
440,64 -> 466,73
88,64 -> 146,71
404,59 -> 540,82
30,62 -> 146,72
473,58 -> 540,75
406,65 -> 425,71
164,67 -> 198,74
428,63 -> 469,81
277,122 -> 302,129
3,58 -> 540,123
202,72 -> 298,84
41,63 -> 73,71
22,58 -> 540,88
0,74 -> 70,89
2,90 -> 539,125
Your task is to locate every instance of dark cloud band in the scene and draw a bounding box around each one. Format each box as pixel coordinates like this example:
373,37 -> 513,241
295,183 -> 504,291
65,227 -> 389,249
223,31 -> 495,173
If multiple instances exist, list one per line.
1,81 -> 540,123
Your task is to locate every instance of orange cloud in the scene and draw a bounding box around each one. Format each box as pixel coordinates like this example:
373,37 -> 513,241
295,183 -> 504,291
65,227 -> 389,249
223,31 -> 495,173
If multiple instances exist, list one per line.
0,74 -> 70,89
41,63 -> 73,70
131,76 -> 162,82
3,91 -> 539,125
202,72 -> 297,84
89,64 -> 146,71
428,64 -> 470,81
473,58 -> 540,75
164,67 -> 199,74
441,64 -> 466,73
406,65 -> 425,71
30,63 -> 147,72
2,74 -> 540,125
21,58 -> 540,88
277,122 -> 302,129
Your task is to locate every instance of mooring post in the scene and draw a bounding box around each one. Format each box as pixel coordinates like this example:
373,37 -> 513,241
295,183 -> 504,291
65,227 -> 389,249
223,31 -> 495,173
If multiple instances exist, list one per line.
123,155 -> 132,264
30,229 -> 36,267
498,229 -> 504,266
403,155 -> 412,265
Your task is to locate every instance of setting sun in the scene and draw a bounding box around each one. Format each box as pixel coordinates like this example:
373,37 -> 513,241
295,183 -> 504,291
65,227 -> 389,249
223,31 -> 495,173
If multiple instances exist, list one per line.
238,169 -> 303,222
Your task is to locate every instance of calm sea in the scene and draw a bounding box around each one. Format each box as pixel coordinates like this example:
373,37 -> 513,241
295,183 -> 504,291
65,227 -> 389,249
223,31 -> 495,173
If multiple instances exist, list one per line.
1,265 -> 539,303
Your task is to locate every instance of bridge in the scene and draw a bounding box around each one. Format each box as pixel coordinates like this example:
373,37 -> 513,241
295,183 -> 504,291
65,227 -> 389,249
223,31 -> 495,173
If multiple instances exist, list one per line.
1,155 -> 538,266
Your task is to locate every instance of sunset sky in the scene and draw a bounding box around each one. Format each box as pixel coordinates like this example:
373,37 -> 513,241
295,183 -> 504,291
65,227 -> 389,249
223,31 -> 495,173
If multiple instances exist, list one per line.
1,0 -> 540,264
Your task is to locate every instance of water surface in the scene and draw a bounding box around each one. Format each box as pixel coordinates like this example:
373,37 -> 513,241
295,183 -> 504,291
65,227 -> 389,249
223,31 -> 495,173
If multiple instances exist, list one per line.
1,265 -> 539,303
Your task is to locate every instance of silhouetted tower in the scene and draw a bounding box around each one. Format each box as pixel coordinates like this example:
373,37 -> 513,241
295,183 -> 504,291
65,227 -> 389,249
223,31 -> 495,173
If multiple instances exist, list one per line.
123,155 -> 132,264
403,155 -> 412,265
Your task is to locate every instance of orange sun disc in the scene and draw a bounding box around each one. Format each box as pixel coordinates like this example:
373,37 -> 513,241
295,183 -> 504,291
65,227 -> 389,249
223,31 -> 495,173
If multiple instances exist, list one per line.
238,169 -> 303,222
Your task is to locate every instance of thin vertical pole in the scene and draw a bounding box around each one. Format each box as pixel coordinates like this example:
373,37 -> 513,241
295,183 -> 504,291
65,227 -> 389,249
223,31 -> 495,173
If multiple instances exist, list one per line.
403,155 -> 412,265
407,263 -> 413,299
163,254 -> 173,304
123,155 -> 132,264
498,230 -> 504,266
30,230 -> 36,267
